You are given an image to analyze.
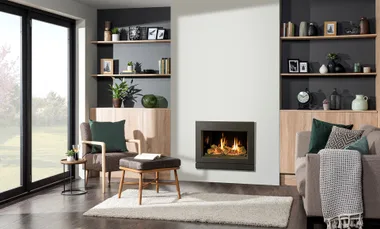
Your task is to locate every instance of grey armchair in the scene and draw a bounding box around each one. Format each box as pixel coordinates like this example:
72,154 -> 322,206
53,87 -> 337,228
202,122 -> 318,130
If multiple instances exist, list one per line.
80,122 -> 141,193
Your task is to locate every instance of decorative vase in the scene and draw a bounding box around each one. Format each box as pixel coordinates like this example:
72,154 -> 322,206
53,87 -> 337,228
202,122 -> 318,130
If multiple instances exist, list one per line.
104,31 -> 111,41
112,98 -> 122,108
323,103 -> 329,110
308,23 -> 318,36
319,64 -> 328,74
334,63 -> 345,73
142,94 -> 158,108
287,22 -> 294,37
327,60 -> 336,73
330,88 -> 341,110
127,65 -> 133,72
354,63 -> 362,73
352,95 -> 368,111
360,17 -> 369,34
299,21 -> 308,36
67,156 -> 74,162
112,34 -> 120,41
123,98 -> 135,108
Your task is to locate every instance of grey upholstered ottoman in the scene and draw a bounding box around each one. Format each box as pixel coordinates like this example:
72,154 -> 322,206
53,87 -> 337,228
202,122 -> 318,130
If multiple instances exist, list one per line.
118,156 -> 181,205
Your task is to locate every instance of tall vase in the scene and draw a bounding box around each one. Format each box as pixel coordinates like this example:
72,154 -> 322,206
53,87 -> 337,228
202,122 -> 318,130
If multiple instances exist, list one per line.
360,17 -> 369,34
327,60 -> 336,73
330,88 -> 341,110
299,21 -> 308,37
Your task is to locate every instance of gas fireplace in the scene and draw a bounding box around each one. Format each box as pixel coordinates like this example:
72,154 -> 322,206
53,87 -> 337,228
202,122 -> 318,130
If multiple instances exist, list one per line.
196,121 -> 255,171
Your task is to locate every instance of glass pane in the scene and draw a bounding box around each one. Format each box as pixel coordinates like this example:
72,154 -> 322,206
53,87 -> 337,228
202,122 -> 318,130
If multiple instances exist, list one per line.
32,19 -> 68,182
0,12 -> 22,192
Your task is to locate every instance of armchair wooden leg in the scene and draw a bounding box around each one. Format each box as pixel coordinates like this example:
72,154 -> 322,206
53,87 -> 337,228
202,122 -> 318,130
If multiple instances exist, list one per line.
102,170 -> 106,194
156,171 -> 159,193
118,170 -> 125,198
85,170 -> 89,187
174,169 -> 181,199
138,173 -> 143,205
108,172 -> 111,187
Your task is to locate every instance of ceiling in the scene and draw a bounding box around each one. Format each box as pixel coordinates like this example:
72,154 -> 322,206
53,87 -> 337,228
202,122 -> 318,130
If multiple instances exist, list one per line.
74,0 -> 171,9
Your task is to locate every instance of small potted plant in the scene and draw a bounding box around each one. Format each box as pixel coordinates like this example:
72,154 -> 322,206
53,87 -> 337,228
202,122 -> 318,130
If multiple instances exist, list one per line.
111,27 -> 120,41
66,150 -> 75,162
109,79 -> 128,108
127,61 -> 133,72
123,79 -> 143,108
323,99 -> 330,110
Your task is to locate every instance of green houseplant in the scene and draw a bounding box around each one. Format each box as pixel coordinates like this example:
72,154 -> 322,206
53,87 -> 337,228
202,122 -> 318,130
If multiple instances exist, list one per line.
123,79 -> 143,108
109,79 -> 128,108
326,53 -> 345,73
66,150 -> 75,162
111,27 -> 120,41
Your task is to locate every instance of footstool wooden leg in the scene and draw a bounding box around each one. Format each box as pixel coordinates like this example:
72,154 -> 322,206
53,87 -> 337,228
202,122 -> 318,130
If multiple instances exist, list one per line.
118,170 -> 125,198
174,169 -> 181,199
138,173 -> 143,205
156,171 -> 159,193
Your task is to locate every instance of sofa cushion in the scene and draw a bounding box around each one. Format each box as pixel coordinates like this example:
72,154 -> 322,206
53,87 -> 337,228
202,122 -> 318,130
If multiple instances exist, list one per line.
84,152 -> 138,172
120,156 -> 181,170
89,120 -> 127,153
345,136 -> 369,155
308,119 -> 353,153
325,126 -> 364,149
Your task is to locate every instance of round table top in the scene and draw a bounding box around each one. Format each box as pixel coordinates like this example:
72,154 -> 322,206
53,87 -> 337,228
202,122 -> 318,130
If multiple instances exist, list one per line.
60,158 -> 87,165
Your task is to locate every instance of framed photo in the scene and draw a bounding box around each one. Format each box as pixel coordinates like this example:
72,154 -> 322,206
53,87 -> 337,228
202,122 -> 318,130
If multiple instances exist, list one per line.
300,61 -> 309,73
100,59 -> 113,74
148,27 -> 158,40
157,29 -> 165,40
129,26 -> 140,40
288,59 -> 299,73
324,21 -> 337,36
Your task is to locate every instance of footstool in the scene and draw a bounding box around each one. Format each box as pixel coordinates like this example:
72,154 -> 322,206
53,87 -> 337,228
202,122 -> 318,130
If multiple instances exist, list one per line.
118,155 -> 181,205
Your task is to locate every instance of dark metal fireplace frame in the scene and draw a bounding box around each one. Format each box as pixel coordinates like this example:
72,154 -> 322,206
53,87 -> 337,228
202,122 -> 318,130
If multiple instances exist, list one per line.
195,121 -> 255,171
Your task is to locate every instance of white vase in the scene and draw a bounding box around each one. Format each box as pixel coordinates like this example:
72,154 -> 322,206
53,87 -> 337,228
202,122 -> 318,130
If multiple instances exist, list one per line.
127,65 -> 133,72
112,34 -> 120,41
319,64 -> 328,74
67,156 -> 75,162
323,104 -> 329,110
352,95 -> 368,111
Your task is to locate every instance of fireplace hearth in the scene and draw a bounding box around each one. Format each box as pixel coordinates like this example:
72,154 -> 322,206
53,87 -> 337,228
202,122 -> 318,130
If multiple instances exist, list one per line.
196,121 -> 255,171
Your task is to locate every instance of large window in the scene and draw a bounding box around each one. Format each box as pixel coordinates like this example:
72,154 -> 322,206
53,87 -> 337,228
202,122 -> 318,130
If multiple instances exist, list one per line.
0,2 -> 75,202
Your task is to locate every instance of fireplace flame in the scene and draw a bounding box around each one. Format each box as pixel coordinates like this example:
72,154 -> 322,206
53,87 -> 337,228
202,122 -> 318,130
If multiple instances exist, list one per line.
206,133 -> 247,156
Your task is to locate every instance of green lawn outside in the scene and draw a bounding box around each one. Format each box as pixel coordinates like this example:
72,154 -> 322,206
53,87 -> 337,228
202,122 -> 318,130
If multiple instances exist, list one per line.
0,125 -> 67,192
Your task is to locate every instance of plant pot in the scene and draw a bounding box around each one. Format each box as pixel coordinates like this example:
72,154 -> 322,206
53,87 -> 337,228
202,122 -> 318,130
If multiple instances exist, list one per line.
112,98 -> 122,108
67,156 -> 75,162
112,34 -> 120,41
123,98 -> 135,108
323,104 -> 329,110
327,60 -> 336,73
127,65 -> 133,72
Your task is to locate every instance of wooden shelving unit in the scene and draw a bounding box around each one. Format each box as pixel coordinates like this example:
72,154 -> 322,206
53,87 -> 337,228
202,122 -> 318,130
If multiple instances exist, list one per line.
281,73 -> 377,77
281,34 -> 376,40
91,40 -> 171,44
91,74 -> 170,78
280,109 -> 378,113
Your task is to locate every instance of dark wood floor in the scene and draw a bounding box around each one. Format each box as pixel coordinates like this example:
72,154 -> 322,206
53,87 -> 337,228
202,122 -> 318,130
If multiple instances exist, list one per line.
0,178 -> 321,229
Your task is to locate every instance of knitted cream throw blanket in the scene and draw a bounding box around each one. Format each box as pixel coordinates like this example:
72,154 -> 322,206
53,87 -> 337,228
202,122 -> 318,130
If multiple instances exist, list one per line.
318,149 -> 363,229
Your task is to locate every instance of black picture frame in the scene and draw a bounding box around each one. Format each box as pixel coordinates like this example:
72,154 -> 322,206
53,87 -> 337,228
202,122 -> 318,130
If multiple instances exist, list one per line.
157,29 -> 165,40
288,59 -> 299,73
147,27 -> 158,40
128,26 -> 140,40
299,61 -> 308,73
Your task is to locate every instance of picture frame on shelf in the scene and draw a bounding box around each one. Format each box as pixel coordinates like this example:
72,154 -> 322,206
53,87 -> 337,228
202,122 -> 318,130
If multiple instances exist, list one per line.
324,21 -> 337,36
157,29 -> 165,40
148,27 -> 158,40
100,59 -> 113,74
129,26 -> 140,40
300,61 -> 309,73
288,59 -> 299,73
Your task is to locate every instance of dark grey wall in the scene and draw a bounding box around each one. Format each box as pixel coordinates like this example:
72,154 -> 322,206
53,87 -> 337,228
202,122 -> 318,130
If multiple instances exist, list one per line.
97,7 -> 171,107
281,0 -> 376,110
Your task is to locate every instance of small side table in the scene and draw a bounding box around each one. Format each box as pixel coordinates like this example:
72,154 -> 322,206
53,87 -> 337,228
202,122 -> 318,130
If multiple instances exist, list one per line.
60,159 -> 87,196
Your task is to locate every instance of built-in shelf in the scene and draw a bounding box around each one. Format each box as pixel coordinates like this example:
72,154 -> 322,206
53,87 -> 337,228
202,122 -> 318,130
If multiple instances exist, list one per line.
91,40 -> 171,44
91,74 -> 170,78
281,73 -> 376,77
281,34 -> 377,40
281,110 -> 378,113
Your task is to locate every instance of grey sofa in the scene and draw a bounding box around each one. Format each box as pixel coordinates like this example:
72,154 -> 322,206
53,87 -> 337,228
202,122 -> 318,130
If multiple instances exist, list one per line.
295,125 -> 380,227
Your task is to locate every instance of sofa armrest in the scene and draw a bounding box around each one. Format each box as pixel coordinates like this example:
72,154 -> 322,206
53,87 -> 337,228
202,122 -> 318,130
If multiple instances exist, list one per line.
81,140 -> 106,172
126,139 -> 141,154
296,131 -> 311,159
304,154 -> 322,216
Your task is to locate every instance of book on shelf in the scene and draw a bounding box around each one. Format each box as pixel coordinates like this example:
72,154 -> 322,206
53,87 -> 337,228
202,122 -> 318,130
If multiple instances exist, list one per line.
158,57 -> 171,74
134,153 -> 162,160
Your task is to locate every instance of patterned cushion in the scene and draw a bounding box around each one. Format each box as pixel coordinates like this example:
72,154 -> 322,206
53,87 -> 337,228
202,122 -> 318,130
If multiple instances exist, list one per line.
120,156 -> 181,170
325,126 -> 364,149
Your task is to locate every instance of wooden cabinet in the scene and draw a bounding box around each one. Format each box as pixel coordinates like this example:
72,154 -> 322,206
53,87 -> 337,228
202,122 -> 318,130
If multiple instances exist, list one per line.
280,110 -> 378,174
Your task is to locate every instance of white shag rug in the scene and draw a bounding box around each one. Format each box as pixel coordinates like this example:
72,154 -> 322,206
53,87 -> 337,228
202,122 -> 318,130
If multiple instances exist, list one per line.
84,189 -> 293,227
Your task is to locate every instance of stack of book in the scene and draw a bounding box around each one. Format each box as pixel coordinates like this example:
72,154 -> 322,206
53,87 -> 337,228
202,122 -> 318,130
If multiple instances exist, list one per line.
159,58 -> 171,74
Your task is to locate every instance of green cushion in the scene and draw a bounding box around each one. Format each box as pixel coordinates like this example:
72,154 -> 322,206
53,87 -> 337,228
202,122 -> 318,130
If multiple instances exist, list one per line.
308,119 -> 353,153
344,136 -> 369,155
89,120 -> 127,153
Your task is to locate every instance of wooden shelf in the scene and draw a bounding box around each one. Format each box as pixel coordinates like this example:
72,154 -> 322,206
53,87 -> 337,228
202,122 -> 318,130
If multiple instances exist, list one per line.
91,74 -> 170,78
91,40 -> 171,44
281,73 -> 376,77
281,110 -> 377,113
281,34 -> 376,40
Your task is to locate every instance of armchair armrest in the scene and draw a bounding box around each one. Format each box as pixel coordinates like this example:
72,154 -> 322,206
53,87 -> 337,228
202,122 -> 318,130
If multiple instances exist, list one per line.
126,139 -> 141,154
81,140 -> 107,175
